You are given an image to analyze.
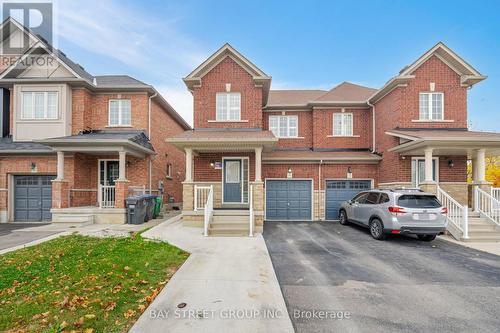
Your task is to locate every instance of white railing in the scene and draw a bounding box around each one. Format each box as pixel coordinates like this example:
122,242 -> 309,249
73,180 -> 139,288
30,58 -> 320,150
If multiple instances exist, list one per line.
203,185 -> 214,237
492,187 -> 500,202
194,185 -> 212,211
98,185 -> 116,208
249,184 -> 254,237
437,186 -> 468,239
475,187 -> 500,226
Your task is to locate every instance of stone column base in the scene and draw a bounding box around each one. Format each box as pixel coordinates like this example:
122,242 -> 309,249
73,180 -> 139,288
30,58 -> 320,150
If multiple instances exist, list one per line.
251,181 -> 264,211
182,182 -> 194,211
52,179 -> 70,209
419,181 -> 438,194
114,180 -> 129,209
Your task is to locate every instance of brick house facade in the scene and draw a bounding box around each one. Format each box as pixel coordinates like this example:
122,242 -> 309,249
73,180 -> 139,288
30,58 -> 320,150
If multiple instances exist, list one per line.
170,42 -> 500,236
0,18 -> 189,223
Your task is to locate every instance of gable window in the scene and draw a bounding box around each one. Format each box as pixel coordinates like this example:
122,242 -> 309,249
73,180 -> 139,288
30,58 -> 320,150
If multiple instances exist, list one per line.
332,113 -> 353,136
269,115 -> 298,138
419,93 -> 443,120
21,92 -> 58,120
109,99 -> 131,126
216,92 -> 241,121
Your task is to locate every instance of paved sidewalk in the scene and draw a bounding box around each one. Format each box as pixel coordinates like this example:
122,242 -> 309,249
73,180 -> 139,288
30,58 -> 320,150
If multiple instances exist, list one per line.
130,219 -> 294,333
439,235 -> 500,256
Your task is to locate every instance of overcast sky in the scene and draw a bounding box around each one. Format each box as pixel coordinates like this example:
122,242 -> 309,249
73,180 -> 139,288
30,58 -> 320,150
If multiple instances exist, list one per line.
50,0 -> 500,130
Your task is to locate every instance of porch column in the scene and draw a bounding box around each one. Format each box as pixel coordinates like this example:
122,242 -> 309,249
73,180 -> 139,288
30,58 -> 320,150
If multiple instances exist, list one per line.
476,149 -> 486,182
424,147 -> 434,182
255,147 -> 262,182
56,151 -> 65,180
118,151 -> 127,181
185,148 -> 193,182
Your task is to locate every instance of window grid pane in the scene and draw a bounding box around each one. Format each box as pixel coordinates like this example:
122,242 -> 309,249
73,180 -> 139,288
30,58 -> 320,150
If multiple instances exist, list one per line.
279,116 -> 287,137
120,100 -> 131,125
333,114 -> 342,136
420,93 -> 430,120
34,92 -> 45,119
431,93 -> 442,120
269,116 -> 279,136
109,101 -> 120,126
288,116 -> 298,137
22,92 -> 33,119
47,92 -> 58,119
229,93 -> 240,120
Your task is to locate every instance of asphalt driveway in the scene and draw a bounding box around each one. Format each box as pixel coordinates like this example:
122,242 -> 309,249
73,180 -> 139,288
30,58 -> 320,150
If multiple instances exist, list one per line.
0,223 -> 59,251
264,221 -> 500,333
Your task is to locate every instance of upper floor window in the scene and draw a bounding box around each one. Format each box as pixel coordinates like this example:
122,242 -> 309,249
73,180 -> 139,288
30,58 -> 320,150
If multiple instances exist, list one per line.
332,113 -> 353,136
166,163 -> 172,178
216,92 -> 240,121
419,92 -> 443,120
109,99 -> 131,126
269,115 -> 298,138
21,91 -> 58,120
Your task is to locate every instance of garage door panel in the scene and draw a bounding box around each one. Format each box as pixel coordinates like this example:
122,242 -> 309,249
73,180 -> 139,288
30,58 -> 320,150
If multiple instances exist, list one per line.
325,180 -> 371,220
14,175 -> 55,222
266,180 -> 312,221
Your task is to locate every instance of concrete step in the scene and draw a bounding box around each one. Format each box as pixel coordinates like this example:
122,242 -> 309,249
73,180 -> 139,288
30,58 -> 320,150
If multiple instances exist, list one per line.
468,224 -> 498,232
462,234 -> 500,242
212,215 -> 249,223
52,214 -> 94,225
210,222 -> 249,230
209,227 -> 250,237
213,210 -> 249,216
467,218 -> 493,225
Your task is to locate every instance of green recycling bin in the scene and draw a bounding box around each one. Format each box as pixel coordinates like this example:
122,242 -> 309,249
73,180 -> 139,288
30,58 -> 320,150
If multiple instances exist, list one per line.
153,196 -> 162,218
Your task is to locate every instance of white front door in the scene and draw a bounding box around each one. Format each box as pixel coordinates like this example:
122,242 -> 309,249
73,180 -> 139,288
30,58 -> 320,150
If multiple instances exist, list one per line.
412,158 -> 438,186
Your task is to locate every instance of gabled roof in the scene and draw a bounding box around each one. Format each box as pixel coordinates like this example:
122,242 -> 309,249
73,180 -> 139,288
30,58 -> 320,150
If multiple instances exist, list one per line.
184,43 -> 271,104
313,82 -> 377,103
266,89 -> 327,107
369,42 -> 486,103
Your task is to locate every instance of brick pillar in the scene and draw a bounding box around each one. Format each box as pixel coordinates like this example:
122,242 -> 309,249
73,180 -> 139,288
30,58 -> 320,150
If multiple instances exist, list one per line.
252,181 -> 264,227
52,180 -> 70,209
114,180 -> 129,209
182,182 -> 194,211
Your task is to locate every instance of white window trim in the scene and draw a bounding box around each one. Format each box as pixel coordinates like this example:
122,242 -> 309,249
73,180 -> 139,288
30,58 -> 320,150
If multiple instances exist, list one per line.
216,92 -> 241,121
332,113 -> 353,137
419,92 -> 444,121
20,91 -> 59,120
411,156 -> 440,186
269,115 -> 299,138
108,99 -> 132,127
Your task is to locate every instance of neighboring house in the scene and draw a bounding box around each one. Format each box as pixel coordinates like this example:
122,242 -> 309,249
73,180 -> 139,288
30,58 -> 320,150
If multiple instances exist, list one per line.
0,18 -> 189,224
169,42 -> 500,239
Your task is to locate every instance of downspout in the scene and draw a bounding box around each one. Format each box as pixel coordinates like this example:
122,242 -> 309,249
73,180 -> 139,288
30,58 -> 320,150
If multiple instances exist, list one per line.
318,159 -> 323,221
148,92 -> 157,194
368,100 -> 376,153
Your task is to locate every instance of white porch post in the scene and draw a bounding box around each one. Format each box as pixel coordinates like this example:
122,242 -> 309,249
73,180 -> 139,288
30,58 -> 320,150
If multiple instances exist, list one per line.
118,151 -> 127,181
424,147 -> 434,182
185,148 -> 193,182
56,151 -> 65,180
472,157 -> 478,183
476,149 -> 486,182
255,147 -> 262,182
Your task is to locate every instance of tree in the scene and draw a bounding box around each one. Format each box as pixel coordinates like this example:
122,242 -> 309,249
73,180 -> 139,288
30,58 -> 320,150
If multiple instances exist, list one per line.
467,156 -> 500,186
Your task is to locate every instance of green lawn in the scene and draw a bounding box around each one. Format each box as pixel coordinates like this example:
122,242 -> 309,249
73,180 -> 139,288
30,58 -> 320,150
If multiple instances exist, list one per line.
0,234 -> 189,333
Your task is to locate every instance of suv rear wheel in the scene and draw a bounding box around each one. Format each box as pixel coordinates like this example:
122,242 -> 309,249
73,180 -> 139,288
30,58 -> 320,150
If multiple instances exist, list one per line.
339,210 -> 349,225
369,218 -> 386,240
417,235 -> 437,242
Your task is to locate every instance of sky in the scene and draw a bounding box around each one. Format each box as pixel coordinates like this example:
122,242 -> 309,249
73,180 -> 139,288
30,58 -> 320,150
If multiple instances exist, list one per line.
47,0 -> 500,129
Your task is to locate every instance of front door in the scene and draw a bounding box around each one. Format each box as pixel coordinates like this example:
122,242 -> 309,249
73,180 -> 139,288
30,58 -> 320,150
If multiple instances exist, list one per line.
412,158 -> 438,186
223,159 -> 242,203
99,160 -> 119,185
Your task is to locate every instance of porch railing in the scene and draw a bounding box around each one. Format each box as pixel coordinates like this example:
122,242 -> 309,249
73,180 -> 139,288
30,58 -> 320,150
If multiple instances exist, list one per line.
492,187 -> 500,201
194,185 -> 212,211
98,184 -> 116,208
437,186 -> 468,239
203,185 -> 214,237
474,187 -> 500,227
249,184 -> 254,237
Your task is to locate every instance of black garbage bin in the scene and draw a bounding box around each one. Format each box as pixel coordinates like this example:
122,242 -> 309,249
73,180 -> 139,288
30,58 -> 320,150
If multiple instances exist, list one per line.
126,196 -> 147,224
143,195 -> 157,221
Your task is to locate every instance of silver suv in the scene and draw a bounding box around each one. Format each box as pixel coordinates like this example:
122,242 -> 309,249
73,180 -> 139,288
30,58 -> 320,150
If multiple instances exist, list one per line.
338,189 -> 447,241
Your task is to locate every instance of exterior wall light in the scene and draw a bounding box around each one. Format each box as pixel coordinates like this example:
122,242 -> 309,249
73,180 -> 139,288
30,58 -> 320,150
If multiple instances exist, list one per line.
30,162 -> 37,172
210,160 -> 215,168
448,160 -> 454,168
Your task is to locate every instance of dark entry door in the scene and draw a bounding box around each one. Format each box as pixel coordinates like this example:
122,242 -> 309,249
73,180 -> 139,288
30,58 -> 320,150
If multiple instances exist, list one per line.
100,160 -> 119,185
14,175 -> 55,221
223,159 -> 242,203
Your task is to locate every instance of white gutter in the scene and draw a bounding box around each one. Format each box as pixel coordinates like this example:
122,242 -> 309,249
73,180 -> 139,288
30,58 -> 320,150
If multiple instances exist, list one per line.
148,92 -> 157,194
368,100 -> 376,153
318,159 -> 323,221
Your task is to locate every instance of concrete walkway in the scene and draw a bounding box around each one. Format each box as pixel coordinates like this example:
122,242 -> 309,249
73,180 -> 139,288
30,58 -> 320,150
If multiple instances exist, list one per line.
130,219 -> 294,333
439,235 -> 500,256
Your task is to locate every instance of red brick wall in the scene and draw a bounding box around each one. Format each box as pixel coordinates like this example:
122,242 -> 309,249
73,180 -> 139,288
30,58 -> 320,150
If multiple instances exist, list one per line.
312,108 -> 372,149
194,152 -> 255,182
192,57 -> 263,129
263,111 -> 313,148
400,55 -> 467,129
262,163 -> 378,190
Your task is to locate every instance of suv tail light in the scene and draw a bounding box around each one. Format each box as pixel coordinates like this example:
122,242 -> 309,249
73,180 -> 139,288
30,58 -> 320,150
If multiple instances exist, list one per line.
441,207 -> 448,214
388,206 -> 406,215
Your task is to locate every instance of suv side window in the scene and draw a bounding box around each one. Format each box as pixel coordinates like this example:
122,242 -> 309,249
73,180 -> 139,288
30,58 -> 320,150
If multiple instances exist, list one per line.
365,192 -> 380,205
353,192 -> 368,204
378,193 -> 390,204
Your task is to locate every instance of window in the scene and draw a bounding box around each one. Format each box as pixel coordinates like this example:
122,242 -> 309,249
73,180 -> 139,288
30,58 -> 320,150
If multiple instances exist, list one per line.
109,99 -> 131,126
225,161 -> 240,183
21,91 -> 58,119
216,92 -> 241,121
397,195 -> 441,208
332,113 -> 353,136
353,192 -> 368,204
378,193 -> 390,204
269,115 -> 298,138
365,192 -> 380,205
419,93 -> 443,120
166,163 -> 172,178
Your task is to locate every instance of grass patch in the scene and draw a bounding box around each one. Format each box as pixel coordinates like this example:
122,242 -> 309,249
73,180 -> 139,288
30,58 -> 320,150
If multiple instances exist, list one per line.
0,234 -> 189,332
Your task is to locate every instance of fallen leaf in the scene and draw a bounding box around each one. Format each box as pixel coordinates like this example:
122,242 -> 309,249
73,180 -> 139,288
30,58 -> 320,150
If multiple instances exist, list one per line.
84,314 -> 96,319
123,309 -> 136,319
104,301 -> 117,311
